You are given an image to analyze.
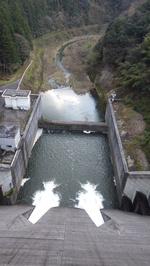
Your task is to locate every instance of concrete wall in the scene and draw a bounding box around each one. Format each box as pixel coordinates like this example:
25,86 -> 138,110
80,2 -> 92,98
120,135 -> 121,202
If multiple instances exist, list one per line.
0,128 -> 20,151
5,95 -> 30,110
10,95 -> 42,204
105,100 -> 128,204
106,99 -> 150,210
0,168 -> 12,194
22,95 -> 42,166
17,96 -> 30,110
124,172 -> 150,202
39,120 -> 108,133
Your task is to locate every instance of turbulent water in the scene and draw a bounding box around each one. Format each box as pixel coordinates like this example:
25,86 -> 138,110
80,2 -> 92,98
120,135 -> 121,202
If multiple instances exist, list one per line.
17,41 -> 118,226
18,131 -> 118,225
42,87 -> 104,122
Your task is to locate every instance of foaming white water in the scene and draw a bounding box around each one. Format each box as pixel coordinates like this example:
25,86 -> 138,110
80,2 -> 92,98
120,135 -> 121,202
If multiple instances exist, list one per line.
66,72 -> 70,84
32,128 -> 43,147
75,182 -> 104,227
21,178 -> 30,186
42,87 -> 100,122
83,130 -> 91,134
29,181 -> 60,224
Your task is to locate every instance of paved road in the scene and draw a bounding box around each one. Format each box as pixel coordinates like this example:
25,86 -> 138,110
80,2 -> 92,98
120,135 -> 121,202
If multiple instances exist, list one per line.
0,79 -> 20,92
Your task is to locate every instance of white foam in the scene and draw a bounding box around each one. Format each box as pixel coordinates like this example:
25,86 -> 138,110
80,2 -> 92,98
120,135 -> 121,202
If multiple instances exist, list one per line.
75,182 -> 104,227
21,178 -> 30,186
28,181 -> 60,224
32,128 -> 43,147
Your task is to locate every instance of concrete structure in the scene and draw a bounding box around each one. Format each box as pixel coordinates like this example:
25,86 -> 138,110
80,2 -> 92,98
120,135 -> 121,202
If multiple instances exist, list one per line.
105,99 -> 150,213
0,206 -> 150,265
105,99 -> 128,204
38,120 -> 108,133
0,93 -> 150,265
39,102 -> 150,213
0,125 -> 20,151
0,95 -> 42,203
2,89 -> 31,110
0,170 -> 12,196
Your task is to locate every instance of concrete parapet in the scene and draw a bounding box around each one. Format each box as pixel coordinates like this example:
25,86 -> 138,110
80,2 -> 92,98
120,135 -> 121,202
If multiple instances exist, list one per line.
129,171 -> 150,179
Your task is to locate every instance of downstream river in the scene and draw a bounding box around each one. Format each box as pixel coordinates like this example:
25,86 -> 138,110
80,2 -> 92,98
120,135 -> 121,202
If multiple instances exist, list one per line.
17,40 -> 118,226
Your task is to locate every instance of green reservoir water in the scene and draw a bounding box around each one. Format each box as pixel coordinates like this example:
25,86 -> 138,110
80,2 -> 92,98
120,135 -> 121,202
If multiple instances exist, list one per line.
17,130 -> 118,209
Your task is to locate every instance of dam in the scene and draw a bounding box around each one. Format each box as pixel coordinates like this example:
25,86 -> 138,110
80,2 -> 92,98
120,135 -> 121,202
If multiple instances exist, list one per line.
17,86 -> 118,215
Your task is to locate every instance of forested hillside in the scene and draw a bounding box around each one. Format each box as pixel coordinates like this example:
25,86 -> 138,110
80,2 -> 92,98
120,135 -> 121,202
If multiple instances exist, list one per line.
90,0 -> 150,162
0,0 -> 133,74
95,0 -> 150,93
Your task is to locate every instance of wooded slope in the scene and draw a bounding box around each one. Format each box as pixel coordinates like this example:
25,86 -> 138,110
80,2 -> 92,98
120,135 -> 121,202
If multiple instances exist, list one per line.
0,0 -> 132,73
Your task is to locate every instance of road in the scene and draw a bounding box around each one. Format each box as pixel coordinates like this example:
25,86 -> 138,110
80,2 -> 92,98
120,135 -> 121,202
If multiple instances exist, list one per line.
0,79 -> 20,92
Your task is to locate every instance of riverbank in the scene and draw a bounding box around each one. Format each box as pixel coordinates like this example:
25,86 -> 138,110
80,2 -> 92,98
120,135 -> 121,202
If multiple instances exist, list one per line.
19,25 -> 106,94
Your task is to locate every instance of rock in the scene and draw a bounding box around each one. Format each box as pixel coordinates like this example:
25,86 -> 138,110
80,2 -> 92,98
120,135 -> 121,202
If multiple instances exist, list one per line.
127,155 -> 134,168
121,130 -> 129,140
117,119 -> 124,128
136,149 -> 150,171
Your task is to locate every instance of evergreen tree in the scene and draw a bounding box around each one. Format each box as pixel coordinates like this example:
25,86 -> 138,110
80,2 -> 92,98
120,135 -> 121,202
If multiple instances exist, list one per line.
0,1 -> 20,73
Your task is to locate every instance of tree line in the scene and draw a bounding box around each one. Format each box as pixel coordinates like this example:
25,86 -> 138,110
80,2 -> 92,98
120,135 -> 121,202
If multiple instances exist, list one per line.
91,0 -> 150,162
0,0 -> 89,73
0,0 -> 132,74
95,0 -> 150,93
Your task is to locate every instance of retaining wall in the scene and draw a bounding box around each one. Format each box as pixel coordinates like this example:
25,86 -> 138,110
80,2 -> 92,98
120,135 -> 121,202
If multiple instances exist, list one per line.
0,95 -> 42,204
106,99 -> 150,209
105,99 -> 128,204
10,94 -> 42,203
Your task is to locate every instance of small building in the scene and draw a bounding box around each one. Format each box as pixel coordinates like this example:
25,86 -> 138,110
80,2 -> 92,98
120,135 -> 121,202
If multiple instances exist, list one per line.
2,89 -> 31,110
0,125 -> 20,151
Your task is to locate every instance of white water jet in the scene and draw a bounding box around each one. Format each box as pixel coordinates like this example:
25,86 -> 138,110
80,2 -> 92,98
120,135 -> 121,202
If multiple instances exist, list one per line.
29,181 -> 60,224
75,182 -> 104,227
32,128 -> 43,147
21,178 -> 30,186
